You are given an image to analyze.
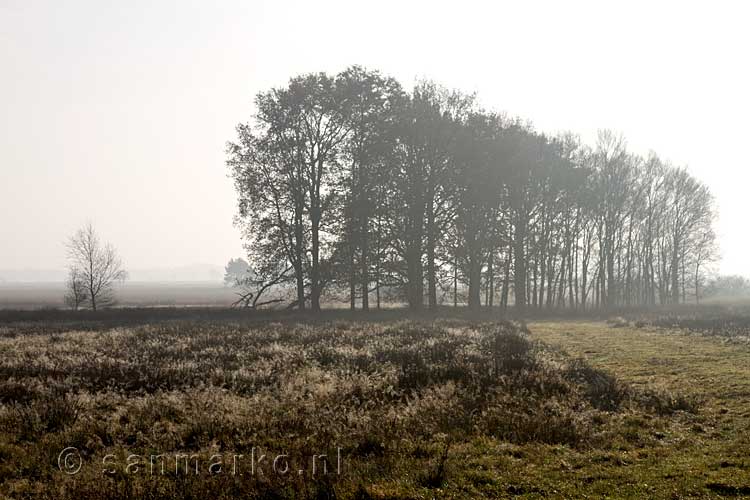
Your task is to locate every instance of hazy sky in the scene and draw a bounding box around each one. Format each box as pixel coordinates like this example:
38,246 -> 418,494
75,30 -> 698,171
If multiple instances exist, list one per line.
1,0 -> 748,275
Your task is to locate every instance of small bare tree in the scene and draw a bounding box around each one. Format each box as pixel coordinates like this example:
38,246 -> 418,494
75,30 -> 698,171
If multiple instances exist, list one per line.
66,223 -> 127,311
63,268 -> 88,310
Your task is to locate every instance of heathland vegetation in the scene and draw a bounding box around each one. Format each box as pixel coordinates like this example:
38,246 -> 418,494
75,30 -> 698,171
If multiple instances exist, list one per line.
2,310 -> 728,499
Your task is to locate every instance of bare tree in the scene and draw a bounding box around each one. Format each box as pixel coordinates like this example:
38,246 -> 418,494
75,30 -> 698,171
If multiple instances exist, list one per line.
66,223 -> 127,311
63,267 -> 88,311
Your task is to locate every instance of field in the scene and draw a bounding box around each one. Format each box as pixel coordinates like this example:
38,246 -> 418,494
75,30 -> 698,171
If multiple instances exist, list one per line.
0,283 -> 238,310
1,309 -> 749,498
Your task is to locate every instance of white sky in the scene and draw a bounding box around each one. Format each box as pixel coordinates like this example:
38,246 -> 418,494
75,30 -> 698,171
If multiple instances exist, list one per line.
1,0 -> 748,275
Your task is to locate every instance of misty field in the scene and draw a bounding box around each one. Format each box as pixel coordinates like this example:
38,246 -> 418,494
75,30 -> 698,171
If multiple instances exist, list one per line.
0,283 -> 239,310
0,311 -> 749,498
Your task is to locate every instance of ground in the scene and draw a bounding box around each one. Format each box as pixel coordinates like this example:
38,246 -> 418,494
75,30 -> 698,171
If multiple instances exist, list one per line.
529,321 -> 750,498
1,311 -> 749,498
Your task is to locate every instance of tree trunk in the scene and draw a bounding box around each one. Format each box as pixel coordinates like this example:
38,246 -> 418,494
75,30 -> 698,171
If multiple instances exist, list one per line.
426,219 -> 437,310
513,220 -> 527,316
468,249 -> 481,310
310,201 -> 322,312
407,250 -> 423,310
453,249 -> 458,307
349,243 -> 356,311
487,251 -> 494,308
671,239 -> 680,305
694,262 -> 701,305
361,229 -> 369,311
501,244 -> 512,309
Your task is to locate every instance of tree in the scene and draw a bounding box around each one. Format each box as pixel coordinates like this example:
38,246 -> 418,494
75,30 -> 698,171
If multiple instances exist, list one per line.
63,267 -> 88,311
505,125 -> 543,316
228,71 -> 352,311
223,257 -> 251,286
289,73 -> 351,311
335,66 -> 404,311
388,82 -> 473,310
452,111 -> 508,309
65,223 -> 127,311
690,226 -> 717,304
228,119 -> 309,310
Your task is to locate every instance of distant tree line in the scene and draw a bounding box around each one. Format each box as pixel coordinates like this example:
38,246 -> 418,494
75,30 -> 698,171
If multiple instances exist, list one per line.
227,67 -> 717,313
704,275 -> 750,299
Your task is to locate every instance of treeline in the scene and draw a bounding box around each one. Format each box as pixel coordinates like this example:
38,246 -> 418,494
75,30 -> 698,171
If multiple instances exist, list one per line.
227,66 -> 716,314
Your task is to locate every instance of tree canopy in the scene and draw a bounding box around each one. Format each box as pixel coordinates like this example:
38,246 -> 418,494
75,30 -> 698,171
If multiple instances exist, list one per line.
227,66 -> 717,313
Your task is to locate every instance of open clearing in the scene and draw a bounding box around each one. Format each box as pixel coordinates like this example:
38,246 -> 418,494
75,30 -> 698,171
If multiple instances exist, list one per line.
0,313 -> 749,498
529,321 -> 750,498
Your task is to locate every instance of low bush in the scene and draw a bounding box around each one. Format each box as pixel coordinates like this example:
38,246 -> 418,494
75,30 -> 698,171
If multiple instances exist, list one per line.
565,358 -> 630,411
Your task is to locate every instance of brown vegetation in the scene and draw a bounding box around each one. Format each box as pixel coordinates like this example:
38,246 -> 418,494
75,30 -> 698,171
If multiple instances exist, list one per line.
0,313 -> 698,498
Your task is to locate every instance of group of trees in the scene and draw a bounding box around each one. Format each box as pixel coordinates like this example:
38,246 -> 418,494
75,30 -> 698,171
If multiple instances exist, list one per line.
704,275 -> 750,299
227,66 -> 717,313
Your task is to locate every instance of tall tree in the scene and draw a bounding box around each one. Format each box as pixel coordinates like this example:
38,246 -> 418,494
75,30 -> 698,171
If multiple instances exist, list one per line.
227,120 -> 308,309
389,82 -> 473,310
336,66 -> 404,310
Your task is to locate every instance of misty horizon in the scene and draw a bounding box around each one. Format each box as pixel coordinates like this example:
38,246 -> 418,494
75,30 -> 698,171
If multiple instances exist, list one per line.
0,263 -> 226,283
2,1 -> 749,277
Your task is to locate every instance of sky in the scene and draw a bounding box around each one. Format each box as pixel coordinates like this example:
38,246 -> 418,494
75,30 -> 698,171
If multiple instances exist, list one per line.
1,0 -> 748,277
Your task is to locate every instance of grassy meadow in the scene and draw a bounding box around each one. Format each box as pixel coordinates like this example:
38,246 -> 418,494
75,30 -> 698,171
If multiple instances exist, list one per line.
0,310 -> 747,498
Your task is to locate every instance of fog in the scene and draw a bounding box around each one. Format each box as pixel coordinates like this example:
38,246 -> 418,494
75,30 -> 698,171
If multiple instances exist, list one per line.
1,0 -> 748,279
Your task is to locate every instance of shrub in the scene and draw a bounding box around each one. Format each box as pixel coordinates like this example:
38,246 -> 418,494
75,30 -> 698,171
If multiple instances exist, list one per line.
565,359 -> 630,411
0,379 -> 39,405
637,388 -> 700,415
480,394 -> 589,446
607,317 -> 629,328
485,323 -> 535,375
2,391 -> 80,441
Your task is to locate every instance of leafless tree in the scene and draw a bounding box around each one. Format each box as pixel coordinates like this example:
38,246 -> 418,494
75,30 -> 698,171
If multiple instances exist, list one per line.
66,223 -> 127,311
63,267 -> 88,310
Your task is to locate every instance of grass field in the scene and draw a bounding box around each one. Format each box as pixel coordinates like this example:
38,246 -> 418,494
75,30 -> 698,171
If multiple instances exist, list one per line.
531,321 -> 750,498
0,311 -> 748,498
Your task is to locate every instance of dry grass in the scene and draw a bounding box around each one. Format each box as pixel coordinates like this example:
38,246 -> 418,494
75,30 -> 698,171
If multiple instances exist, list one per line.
531,320 -> 750,497
0,312 -> 736,498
